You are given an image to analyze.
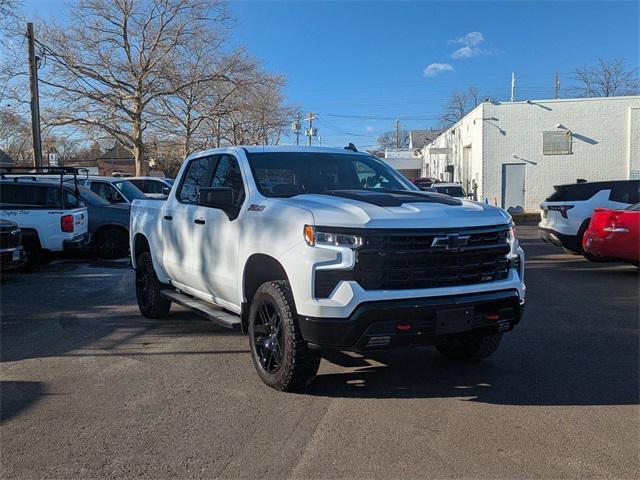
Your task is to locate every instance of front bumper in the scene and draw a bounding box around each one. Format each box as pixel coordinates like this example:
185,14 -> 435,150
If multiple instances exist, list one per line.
0,247 -> 26,271
63,232 -> 90,251
298,289 -> 524,350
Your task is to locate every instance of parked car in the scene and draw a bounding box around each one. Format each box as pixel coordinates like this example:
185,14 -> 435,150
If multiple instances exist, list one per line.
81,176 -> 147,205
425,183 -> 468,198
128,177 -> 174,199
130,146 -> 525,391
0,170 -> 89,269
413,177 -> 438,190
582,203 -> 640,266
0,219 -> 26,272
539,180 -> 640,254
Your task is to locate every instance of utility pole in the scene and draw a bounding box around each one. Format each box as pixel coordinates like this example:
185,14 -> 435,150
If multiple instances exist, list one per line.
510,72 -> 516,102
27,22 -> 43,169
554,72 -> 560,99
292,113 -> 301,146
305,112 -> 317,146
395,118 -> 400,149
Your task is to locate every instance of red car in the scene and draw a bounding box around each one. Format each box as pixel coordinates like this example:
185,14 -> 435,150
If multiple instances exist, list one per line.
582,203 -> 640,266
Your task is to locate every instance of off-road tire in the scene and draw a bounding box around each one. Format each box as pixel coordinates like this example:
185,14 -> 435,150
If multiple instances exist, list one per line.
96,228 -> 129,259
436,333 -> 502,361
22,237 -> 42,271
249,281 -> 321,391
135,252 -> 171,318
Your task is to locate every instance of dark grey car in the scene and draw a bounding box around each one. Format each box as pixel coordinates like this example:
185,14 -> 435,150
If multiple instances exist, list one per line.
73,186 -> 131,259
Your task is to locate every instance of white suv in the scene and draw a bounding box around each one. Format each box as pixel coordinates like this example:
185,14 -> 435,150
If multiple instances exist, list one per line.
539,180 -> 640,253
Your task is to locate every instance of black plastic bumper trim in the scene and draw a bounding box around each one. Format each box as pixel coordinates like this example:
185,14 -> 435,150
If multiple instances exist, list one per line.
298,289 -> 523,350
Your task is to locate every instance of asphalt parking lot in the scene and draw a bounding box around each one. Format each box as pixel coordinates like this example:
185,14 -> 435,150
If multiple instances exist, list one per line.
1,225 -> 638,479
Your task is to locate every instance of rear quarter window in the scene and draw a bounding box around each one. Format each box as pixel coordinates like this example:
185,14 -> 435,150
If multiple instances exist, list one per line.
546,183 -> 605,202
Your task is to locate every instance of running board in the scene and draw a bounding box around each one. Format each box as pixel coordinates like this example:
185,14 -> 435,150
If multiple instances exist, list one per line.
160,290 -> 241,330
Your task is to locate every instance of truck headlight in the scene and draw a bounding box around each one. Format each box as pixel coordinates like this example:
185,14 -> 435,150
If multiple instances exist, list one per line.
304,225 -> 363,248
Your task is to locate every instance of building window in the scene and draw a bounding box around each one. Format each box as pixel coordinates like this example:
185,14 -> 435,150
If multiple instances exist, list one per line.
543,131 -> 572,155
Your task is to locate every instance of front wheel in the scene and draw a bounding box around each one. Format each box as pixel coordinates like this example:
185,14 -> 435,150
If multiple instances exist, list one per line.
249,281 -> 321,391
436,333 -> 502,361
135,252 -> 171,318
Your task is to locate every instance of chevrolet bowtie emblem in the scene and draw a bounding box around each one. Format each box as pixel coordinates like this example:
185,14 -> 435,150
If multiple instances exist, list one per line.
431,233 -> 471,250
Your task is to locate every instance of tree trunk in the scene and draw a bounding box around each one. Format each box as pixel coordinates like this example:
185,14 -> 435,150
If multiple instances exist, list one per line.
132,95 -> 147,176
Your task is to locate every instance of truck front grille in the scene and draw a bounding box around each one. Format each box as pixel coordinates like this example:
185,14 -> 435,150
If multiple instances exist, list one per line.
0,231 -> 20,250
314,225 -> 511,298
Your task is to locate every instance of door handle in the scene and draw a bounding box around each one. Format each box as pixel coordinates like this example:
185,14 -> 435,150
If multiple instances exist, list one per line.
194,219 -> 205,225
163,215 -> 173,221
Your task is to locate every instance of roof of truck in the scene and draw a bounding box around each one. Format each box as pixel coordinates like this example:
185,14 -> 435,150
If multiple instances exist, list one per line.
188,146 -> 369,158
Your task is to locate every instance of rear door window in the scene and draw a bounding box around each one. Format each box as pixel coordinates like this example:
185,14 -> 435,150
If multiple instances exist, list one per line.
144,180 -> 167,194
0,184 -> 48,207
609,182 -> 640,204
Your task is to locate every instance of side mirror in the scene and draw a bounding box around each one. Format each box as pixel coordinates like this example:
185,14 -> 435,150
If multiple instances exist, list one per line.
198,187 -> 234,213
162,186 -> 171,196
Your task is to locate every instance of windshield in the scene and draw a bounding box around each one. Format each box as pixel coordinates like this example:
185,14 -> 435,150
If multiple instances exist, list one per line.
164,178 -> 174,185
246,152 -> 416,197
114,180 -> 146,200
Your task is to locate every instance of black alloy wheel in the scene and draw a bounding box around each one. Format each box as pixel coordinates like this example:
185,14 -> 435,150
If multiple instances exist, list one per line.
252,300 -> 284,374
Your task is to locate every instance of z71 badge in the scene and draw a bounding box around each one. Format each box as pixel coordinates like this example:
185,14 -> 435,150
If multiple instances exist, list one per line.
248,204 -> 266,212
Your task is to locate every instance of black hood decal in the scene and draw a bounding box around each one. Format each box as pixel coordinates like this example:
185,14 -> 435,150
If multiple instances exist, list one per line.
320,190 -> 462,207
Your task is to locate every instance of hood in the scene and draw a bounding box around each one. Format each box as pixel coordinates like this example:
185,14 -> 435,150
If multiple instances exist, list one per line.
273,191 -> 511,229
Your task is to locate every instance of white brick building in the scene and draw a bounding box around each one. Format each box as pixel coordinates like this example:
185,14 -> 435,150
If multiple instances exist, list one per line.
425,96 -> 640,213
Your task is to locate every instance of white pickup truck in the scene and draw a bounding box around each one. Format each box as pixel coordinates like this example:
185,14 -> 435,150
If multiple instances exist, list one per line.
130,146 -> 526,391
0,168 -> 89,269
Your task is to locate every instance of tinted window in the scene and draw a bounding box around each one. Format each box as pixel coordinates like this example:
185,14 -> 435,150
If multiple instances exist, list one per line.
129,179 -> 144,190
211,155 -> 245,209
546,183 -> 603,202
247,152 -> 414,197
114,180 -> 146,200
1,184 -> 48,207
76,186 -> 110,206
0,184 -> 77,208
627,203 -> 640,211
178,157 -> 211,204
91,182 -> 125,203
610,181 -> 640,204
143,180 -> 167,194
434,186 -> 466,197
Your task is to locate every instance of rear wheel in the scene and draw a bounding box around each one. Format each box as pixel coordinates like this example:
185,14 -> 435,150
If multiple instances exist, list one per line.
249,281 -> 321,391
135,252 -> 171,318
96,228 -> 129,259
436,333 -> 502,361
21,237 -> 42,271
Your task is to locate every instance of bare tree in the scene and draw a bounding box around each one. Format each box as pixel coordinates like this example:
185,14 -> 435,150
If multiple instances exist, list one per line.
440,86 -> 480,128
377,129 -> 409,149
0,110 -> 32,165
154,42 -> 254,158
38,0 -> 228,175
573,58 -> 639,97
214,71 -> 294,146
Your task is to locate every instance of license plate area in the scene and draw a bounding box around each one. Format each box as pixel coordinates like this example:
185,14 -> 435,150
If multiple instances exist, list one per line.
435,307 -> 474,335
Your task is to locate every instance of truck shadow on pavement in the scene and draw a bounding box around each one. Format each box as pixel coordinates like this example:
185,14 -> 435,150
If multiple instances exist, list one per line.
0,381 -> 47,423
306,343 -> 639,406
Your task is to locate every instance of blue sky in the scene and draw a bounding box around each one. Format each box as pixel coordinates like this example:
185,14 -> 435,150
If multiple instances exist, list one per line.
21,0 -> 640,148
